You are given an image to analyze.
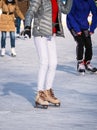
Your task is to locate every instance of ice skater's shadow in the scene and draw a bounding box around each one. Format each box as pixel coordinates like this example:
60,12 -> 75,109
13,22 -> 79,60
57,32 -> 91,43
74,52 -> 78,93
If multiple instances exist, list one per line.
1,82 -> 36,106
57,63 -> 77,75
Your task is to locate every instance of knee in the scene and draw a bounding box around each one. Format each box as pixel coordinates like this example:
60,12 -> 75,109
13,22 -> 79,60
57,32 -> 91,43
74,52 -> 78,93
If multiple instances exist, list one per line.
40,59 -> 49,69
40,58 -> 57,70
49,60 -> 57,70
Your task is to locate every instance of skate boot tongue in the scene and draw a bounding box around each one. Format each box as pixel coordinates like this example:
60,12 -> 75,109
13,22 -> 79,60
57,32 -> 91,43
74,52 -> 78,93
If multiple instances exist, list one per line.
49,89 -> 57,99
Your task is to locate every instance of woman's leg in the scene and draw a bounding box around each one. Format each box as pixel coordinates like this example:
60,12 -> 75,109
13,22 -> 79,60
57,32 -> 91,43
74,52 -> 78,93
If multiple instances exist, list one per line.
1,31 -> 6,48
83,30 -> 92,62
34,35 -> 59,106
34,36 -> 49,91
45,35 -> 57,90
16,17 -> 21,34
70,29 -> 85,73
1,32 -> 6,56
10,32 -> 16,56
34,36 -> 50,107
44,35 -> 60,105
82,30 -> 97,72
70,29 -> 85,61
10,31 -> 15,48
34,35 -> 57,91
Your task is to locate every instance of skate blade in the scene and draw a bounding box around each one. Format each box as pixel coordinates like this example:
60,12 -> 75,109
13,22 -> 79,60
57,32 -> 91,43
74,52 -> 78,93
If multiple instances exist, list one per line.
86,70 -> 97,74
78,72 -> 85,76
54,103 -> 60,107
34,102 -> 48,109
94,71 -> 97,74
49,102 -> 61,107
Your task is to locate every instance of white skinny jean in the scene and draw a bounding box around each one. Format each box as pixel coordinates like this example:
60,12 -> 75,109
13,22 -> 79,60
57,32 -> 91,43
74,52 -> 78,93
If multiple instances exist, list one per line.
34,35 -> 57,91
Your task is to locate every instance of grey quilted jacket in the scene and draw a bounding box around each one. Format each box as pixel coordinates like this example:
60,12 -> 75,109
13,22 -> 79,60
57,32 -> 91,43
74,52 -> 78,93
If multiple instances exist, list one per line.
25,0 -> 72,37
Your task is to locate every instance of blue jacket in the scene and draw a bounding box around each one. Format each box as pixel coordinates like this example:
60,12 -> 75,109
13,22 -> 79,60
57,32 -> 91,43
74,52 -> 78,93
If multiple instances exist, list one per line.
66,0 -> 97,33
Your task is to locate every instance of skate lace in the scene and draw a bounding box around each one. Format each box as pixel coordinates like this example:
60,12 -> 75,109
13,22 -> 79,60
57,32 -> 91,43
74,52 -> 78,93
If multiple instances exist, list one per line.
39,91 -> 46,101
50,89 -> 57,99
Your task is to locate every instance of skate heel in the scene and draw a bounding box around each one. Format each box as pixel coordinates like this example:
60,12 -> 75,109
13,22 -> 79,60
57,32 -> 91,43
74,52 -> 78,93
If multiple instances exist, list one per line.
35,101 -> 39,106
54,102 -> 60,107
56,102 -> 60,106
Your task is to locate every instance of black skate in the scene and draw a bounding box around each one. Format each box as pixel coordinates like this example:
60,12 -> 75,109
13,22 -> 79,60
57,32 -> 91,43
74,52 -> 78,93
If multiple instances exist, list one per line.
77,62 -> 85,75
78,69 -> 85,75
85,62 -> 97,73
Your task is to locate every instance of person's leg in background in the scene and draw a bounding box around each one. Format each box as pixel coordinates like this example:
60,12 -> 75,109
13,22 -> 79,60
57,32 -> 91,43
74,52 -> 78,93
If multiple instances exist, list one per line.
70,29 -> 85,73
83,30 -> 97,72
10,31 -> 16,57
15,17 -> 21,38
1,31 -> 7,56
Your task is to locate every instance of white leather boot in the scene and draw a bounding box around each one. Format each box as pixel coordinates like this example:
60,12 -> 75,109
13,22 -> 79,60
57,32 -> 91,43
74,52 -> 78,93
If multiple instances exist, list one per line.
1,48 -> 5,57
11,48 -> 16,57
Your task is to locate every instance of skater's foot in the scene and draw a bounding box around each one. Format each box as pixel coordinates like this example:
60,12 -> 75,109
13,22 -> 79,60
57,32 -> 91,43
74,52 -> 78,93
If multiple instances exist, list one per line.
16,34 -> 21,38
35,91 -> 49,109
1,48 -> 5,57
85,61 -> 97,73
77,61 -> 85,75
44,89 -> 60,106
11,48 -> 16,57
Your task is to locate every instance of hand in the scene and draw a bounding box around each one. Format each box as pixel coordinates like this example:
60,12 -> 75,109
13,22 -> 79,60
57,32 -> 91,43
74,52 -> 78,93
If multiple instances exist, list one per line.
90,32 -> 93,35
77,32 -> 82,35
21,26 -> 31,38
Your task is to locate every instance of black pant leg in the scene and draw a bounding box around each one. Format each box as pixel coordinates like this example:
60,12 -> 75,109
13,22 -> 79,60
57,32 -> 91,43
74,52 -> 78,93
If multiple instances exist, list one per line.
70,29 -> 85,61
83,30 -> 92,62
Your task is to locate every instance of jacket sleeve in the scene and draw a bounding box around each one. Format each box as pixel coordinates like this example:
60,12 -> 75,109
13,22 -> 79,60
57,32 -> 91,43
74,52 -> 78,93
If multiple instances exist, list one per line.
0,0 -> 3,8
24,0 -> 41,27
89,0 -> 97,33
61,0 -> 73,14
66,0 -> 81,32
